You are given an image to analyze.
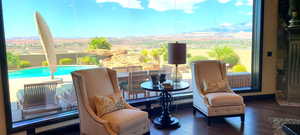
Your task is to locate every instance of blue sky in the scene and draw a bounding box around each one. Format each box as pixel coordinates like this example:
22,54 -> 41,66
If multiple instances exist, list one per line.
3,0 -> 253,38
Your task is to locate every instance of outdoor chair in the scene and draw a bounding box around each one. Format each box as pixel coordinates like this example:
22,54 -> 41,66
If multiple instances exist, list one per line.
17,80 -> 61,119
128,71 -> 150,99
161,65 -> 173,79
191,60 -> 245,125
128,66 -> 143,72
112,66 -> 128,73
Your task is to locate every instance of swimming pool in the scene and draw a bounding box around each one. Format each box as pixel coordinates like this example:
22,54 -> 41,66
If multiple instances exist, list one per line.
8,66 -> 97,79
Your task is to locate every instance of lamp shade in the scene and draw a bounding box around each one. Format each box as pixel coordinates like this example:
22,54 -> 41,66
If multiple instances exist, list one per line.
168,42 -> 186,64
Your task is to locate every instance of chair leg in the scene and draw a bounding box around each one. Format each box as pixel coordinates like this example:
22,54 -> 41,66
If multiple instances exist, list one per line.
21,111 -> 24,120
207,118 -> 211,126
192,106 -> 196,115
146,103 -> 151,118
143,131 -> 150,135
241,114 -> 245,123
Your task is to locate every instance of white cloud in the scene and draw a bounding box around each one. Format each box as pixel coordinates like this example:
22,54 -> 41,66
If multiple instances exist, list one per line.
241,11 -> 252,15
96,0 -> 143,9
235,0 -> 252,6
148,0 -> 206,14
218,0 -> 230,4
235,1 -> 243,6
244,22 -> 252,28
220,22 -> 232,27
246,0 -> 253,6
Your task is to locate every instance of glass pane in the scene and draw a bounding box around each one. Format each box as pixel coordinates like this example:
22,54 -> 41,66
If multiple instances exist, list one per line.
3,0 -> 253,122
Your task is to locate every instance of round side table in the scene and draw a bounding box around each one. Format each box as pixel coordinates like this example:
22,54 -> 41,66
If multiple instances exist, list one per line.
140,80 -> 190,129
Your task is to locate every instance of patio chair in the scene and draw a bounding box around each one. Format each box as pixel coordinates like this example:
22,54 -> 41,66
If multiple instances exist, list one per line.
191,60 -> 245,125
161,65 -> 173,79
18,81 -> 61,119
112,66 -> 128,72
128,71 -> 150,99
128,66 -> 143,72
71,68 -> 150,135
148,70 -> 161,97
112,67 -> 129,97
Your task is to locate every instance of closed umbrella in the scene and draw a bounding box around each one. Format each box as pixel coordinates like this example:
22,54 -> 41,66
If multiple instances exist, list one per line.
34,12 -> 57,79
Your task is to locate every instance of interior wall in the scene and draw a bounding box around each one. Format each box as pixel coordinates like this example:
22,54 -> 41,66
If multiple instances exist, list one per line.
241,0 -> 278,96
0,75 -> 7,135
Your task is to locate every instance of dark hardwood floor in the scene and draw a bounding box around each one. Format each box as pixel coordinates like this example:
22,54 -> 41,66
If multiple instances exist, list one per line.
38,98 -> 300,135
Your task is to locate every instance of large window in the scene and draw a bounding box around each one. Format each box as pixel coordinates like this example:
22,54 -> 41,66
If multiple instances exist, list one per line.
0,0 -> 262,132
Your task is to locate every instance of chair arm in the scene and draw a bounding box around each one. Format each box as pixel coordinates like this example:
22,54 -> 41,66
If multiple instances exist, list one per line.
79,104 -> 117,135
193,89 -> 209,105
124,102 -> 140,111
114,92 -> 140,110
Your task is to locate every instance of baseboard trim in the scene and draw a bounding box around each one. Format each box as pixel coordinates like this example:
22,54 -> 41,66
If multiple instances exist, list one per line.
243,94 -> 275,101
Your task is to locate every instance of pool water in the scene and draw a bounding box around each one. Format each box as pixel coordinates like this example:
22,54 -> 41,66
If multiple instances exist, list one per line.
8,66 -> 97,79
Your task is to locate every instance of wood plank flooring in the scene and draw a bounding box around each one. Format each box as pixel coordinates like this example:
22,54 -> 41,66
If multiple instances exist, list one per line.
38,98 -> 300,135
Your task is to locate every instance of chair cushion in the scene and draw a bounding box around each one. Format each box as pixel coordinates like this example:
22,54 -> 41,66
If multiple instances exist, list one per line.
101,109 -> 148,133
202,80 -> 230,94
205,92 -> 244,107
94,94 -> 126,117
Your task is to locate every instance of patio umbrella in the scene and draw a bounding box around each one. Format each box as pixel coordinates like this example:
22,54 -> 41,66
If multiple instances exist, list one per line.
34,12 -> 57,79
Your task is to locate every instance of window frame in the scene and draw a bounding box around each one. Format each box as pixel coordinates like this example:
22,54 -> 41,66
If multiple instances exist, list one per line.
0,0 -> 264,133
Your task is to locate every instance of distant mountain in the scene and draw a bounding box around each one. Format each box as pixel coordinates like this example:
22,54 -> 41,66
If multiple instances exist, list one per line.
199,22 -> 252,33
6,36 -> 39,40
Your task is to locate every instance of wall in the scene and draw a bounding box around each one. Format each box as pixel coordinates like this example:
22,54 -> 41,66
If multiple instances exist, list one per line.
0,0 -> 279,134
241,0 -> 278,96
19,53 -> 95,66
0,74 -> 7,135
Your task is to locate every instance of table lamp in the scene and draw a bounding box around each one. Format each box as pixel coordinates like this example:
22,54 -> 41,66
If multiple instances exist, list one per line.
168,41 -> 186,83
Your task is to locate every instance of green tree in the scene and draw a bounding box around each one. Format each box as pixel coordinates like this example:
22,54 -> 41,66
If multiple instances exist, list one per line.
159,44 -> 168,62
88,37 -> 112,50
208,46 -> 240,66
6,52 -> 20,68
139,49 -> 151,63
150,48 -> 161,64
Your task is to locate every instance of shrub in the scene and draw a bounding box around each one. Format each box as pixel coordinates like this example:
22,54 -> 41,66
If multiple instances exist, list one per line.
6,52 -> 20,68
78,56 -> 98,65
59,58 -> 73,65
19,60 -> 31,68
188,56 -> 208,65
208,46 -> 240,66
139,56 -> 151,63
140,49 -> 149,57
232,64 -> 247,72
41,61 -> 48,66
187,53 -> 192,58
88,37 -> 112,50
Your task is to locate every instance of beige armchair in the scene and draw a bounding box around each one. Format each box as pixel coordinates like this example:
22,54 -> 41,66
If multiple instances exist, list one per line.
71,68 -> 150,135
191,60 -> 245,125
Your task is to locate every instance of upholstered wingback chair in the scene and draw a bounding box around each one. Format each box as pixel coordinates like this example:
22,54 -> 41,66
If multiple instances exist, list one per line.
71,68 -> 150,135
191,60 -> 245,125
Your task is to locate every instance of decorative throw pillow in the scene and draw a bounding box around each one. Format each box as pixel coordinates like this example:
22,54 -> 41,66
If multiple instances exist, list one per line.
202,80 -> 230,94
94,94 -> 126,117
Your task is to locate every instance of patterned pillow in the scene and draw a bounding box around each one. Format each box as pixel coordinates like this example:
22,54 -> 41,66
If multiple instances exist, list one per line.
202,80 -> 230,94
94,94 -> 126,117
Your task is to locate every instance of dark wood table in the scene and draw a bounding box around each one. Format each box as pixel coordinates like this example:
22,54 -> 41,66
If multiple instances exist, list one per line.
140,80 -> 189,129
283,124 -> 300,135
